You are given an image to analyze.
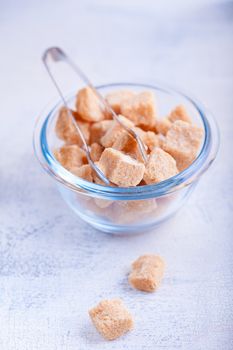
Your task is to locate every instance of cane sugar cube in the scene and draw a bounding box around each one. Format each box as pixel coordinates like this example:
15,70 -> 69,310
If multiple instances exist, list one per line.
92,166 -> 106,185
70,164 -> 93,182
105,90 -> 135,114
90,143 -> 104,162
120,199 -> 157,214
76,87 -> 106,122
162,120 -> 204,171
92,162 -> 116,206
168,105 -> 192,123
112,131 -> 146,162
120,199 -> 157,216
144,147 -> 178,184
85,199 -> 115,219
132,127 -> 152,154
142,131 -> 161,151
129,254 -> 165,292
139,179 -> 147,186
92,163 -> 116,187
98,148 -> 145,187
121,91 -> 156,129
90,120 -> 113,144
55,107 -> 78,144
89,299 -> 133,340
54,144 -> 87,170
92,170 -> 114,207
94,197 -> 113,208
112,131 -> 135,153
101,115 -> 134,148
132,126 -> 146,139
71,110 -> 91,144
55,107 -> 90,145
155,118 -> 172,135
113,199 -> 157,223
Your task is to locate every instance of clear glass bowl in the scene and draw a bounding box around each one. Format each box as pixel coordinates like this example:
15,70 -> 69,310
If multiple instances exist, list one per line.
34,83 -> 219,234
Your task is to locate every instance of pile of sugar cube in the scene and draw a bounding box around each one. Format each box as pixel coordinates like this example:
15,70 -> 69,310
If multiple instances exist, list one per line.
54,87 -> 204,187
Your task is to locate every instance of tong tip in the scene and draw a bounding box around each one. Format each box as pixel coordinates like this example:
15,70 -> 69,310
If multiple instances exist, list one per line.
42,47 -> 65,63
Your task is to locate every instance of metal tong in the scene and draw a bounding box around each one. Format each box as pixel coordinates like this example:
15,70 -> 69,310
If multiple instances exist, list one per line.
42,47 -> 147,185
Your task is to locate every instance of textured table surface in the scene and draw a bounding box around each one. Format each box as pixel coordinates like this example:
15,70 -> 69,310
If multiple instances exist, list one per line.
0,1 -> 233,349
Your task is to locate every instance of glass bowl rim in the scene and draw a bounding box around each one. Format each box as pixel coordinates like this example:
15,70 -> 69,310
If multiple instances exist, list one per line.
34,82 -> 219,200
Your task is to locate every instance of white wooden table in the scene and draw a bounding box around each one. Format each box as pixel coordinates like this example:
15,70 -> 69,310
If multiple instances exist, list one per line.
0,1 -> 233,349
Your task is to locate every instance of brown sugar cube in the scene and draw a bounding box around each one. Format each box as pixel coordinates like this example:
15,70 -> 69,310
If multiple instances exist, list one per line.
132,126 -> 153,151
101,115 -> 134,148
94,197 -> 113,208
92,168 -> 115,208
98,148 -> 145,187
92,164 -> 116,188
118,199 -> 157,214
112,131 -> 146,162
69,164 -> 93,182
142,131 -> 161,151
92,165 -> 106,185
86,198 -> 114,218
54,144 -> 87,170
90,120 -> 113,144
55,107 -> 90,145
168,105 -> 192,123
105,90 -> 135,114
129,254 -> 165,292
143,147 -> 178,184
138,179 -> 147,186
90,143 -> 104,162
79,167 -> 114,210
132,126 -> 146,139
92,171 -> 115,208
76,86 -> 106,122
72,109 -> 91,144
155,118 -> 172,135
132,126 -> 162,152
92,166 -> 115,206
89,299 -> 133,340
121,91 -> 156,129
162,120 -> 204,171
112,199 -> 157,223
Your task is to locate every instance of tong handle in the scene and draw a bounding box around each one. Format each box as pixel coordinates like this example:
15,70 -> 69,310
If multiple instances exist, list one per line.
42,47 -> 111,185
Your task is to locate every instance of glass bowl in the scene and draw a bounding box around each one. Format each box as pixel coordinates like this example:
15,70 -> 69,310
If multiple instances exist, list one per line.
34,83 -> 219,234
